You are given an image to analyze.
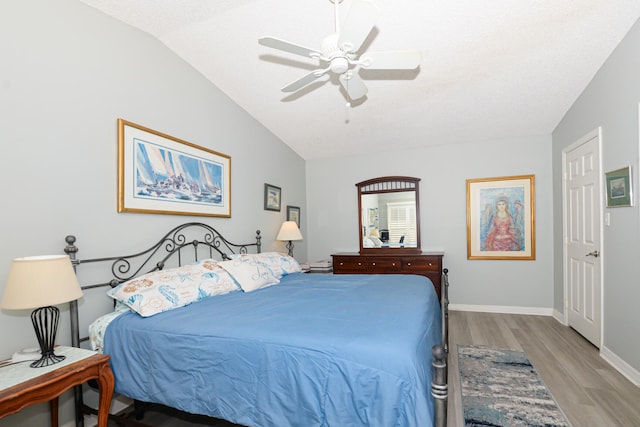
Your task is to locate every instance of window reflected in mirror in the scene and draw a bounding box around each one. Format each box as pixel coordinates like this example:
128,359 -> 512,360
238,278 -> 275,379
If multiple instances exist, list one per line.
361,192 -> 417,248
357,177 -> 421,254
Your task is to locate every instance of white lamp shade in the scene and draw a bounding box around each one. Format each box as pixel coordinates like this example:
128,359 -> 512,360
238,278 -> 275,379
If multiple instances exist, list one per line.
276,221 -> 303,241
1,255 -> 83,310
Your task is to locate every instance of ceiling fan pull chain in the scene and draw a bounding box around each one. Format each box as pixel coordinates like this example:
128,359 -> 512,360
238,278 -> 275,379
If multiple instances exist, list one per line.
345,70 -> 351,123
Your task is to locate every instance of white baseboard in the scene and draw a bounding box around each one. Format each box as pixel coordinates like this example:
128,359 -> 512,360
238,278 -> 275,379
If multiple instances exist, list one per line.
600,346 -> 640,387
61,388 -> 133,427
552,309 -> 567,325
449,304 -> 554,316
62,415 -> 98,427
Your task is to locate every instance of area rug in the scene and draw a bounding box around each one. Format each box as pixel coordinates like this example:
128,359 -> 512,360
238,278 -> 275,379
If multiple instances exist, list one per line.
458,345 -> 571,427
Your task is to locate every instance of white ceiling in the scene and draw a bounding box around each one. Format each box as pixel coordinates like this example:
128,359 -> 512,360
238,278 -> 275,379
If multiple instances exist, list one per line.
79,0 -> 640,160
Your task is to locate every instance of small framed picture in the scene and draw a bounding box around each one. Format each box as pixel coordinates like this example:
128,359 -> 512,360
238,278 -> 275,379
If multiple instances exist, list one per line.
287,205 -> 301,227
264,183 -> 281,211
605,166 -> 633,207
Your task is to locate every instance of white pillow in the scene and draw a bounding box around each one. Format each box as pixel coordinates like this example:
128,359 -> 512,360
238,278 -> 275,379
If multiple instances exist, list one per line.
107,259 -> 239,317
369,236 -> 383,247
217,257 -> 280,292
229,252 -> 301,278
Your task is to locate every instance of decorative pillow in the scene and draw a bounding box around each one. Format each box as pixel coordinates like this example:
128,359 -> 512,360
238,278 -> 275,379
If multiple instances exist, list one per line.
107,259 -> 239,317
217,257 -> 280,292
229,252 -> 301,278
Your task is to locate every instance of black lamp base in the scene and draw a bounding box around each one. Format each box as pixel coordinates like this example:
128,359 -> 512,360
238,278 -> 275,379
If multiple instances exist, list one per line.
285,241 -> 295,258
30,306 -> 66,368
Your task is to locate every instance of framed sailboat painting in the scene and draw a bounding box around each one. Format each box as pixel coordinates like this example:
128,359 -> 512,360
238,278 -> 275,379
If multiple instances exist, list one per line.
117,119 -> 231,217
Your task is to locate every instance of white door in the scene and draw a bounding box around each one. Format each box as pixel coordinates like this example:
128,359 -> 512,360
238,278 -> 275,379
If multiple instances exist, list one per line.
563,129 -> 602,347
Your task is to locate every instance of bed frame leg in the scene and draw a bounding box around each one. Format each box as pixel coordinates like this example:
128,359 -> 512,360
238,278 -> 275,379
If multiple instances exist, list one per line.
432,344 -> 448,427
134,400 -> 146,420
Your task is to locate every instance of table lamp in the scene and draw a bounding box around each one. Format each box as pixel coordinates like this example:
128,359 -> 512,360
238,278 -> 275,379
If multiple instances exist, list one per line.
1,255 -> 83,368
276,221 -> 303,257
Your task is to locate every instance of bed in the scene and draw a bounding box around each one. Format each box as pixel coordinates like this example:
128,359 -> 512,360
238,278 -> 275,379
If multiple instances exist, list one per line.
65,222 -> 449,427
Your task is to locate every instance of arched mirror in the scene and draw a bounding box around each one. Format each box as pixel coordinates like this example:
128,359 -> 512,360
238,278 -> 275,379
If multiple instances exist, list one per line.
357,176 -> 421,254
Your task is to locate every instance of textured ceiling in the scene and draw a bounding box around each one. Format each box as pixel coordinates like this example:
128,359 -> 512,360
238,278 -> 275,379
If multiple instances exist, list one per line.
79,0 -> 640,160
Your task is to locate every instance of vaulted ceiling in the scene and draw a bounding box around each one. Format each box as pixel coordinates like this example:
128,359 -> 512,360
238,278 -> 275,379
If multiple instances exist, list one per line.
79,0 -> 640,160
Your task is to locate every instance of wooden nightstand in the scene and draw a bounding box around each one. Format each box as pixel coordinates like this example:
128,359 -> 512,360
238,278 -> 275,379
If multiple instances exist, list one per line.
0,346 -> 114,427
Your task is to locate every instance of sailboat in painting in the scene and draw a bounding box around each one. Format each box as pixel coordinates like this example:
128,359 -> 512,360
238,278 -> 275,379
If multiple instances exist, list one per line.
134,140 -> 223,205
198,160 -> 222,198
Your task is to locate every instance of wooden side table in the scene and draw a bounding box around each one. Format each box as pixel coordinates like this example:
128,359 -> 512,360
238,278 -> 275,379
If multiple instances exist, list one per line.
0,346 -> 114,427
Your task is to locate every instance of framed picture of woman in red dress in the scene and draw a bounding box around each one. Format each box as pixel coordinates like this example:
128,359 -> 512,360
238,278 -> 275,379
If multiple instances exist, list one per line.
466,175 -> 535,260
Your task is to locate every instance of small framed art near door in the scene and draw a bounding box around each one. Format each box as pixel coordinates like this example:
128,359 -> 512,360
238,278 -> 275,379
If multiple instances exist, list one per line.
605,166 -> 633,207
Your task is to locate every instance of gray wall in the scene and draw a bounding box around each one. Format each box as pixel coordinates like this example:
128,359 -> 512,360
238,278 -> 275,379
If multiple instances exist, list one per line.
553,19 -> 640,378
306,135 -> 554,310
0,1 -> 305,425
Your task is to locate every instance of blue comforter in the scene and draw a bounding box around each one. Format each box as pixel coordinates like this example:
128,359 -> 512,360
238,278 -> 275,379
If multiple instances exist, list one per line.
104,273 -> 441,427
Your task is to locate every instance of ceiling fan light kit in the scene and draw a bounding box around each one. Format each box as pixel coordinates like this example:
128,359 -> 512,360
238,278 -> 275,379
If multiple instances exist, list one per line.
258,0 -> 421,102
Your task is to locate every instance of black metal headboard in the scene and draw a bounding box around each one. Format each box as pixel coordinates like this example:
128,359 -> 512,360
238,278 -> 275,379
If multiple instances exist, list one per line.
64,222 -> 261,347
63,222 -> 261,427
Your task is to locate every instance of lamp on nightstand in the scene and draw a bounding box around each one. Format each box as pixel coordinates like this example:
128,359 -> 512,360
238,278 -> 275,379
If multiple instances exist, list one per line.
276,221 -> 303,258
1,255 -> 83,368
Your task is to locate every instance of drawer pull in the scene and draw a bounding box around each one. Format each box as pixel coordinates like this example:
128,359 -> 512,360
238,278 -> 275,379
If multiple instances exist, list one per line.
407,262 -> 411,266
372,262 -> 376,266
339,262 -> 344,266
358,262 -> 362,266
392,263 -> 396,266
428,263 -> 432,266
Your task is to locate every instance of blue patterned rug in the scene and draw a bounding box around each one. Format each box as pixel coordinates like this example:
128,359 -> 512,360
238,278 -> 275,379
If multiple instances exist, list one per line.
458,345 -> 571,427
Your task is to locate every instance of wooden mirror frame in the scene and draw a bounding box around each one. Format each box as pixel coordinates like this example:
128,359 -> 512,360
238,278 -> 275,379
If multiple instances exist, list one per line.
357,176 -> 421,255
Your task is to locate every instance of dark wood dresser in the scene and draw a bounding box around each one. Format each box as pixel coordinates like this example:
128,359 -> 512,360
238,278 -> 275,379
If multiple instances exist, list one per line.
331,252 -> 444,299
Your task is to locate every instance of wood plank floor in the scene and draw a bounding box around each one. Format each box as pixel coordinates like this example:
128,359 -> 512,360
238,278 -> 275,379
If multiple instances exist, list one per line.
448,311 -> 640,427
107,311 -> 640,426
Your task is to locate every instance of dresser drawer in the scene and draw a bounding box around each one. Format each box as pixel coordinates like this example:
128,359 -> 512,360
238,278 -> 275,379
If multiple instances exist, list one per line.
367,258 -> 402,271
333,257 -> 368,271
402,257 -> 441,272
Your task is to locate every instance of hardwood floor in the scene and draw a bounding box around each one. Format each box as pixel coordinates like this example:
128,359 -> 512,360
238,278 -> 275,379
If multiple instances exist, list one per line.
107,311 -> 640,426
448,311 -> 640,427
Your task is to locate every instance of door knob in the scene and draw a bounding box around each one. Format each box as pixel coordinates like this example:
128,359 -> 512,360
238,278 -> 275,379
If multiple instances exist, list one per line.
586,250 -> 600,258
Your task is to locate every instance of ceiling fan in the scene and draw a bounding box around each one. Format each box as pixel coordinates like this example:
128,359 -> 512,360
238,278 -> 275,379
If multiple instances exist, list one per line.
258,0 -> 422,101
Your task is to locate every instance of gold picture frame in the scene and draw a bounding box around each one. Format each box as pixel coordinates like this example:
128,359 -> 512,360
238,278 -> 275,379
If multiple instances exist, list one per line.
118,119 -> 231,217
466,175 -> 535,260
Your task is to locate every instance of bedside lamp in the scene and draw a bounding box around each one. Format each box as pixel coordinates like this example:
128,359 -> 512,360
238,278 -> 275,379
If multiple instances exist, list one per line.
276,221 -> 303,257
1,255 -> 83,368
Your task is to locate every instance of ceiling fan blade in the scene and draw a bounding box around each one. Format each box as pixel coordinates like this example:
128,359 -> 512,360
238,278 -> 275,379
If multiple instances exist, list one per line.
360,50 -> 422,70
259,37 -> 321,59
282,69 -> 327,92
340,71 -> 368,100
338,0 -> 382,53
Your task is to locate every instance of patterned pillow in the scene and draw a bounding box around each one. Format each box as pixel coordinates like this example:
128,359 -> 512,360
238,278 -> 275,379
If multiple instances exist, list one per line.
107,259 -> 239,317
229,252 -> 301,278
217,257 -> 280,292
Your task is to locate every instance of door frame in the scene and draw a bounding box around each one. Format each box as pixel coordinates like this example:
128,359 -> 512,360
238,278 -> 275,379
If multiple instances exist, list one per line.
561,127 -> 604,348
